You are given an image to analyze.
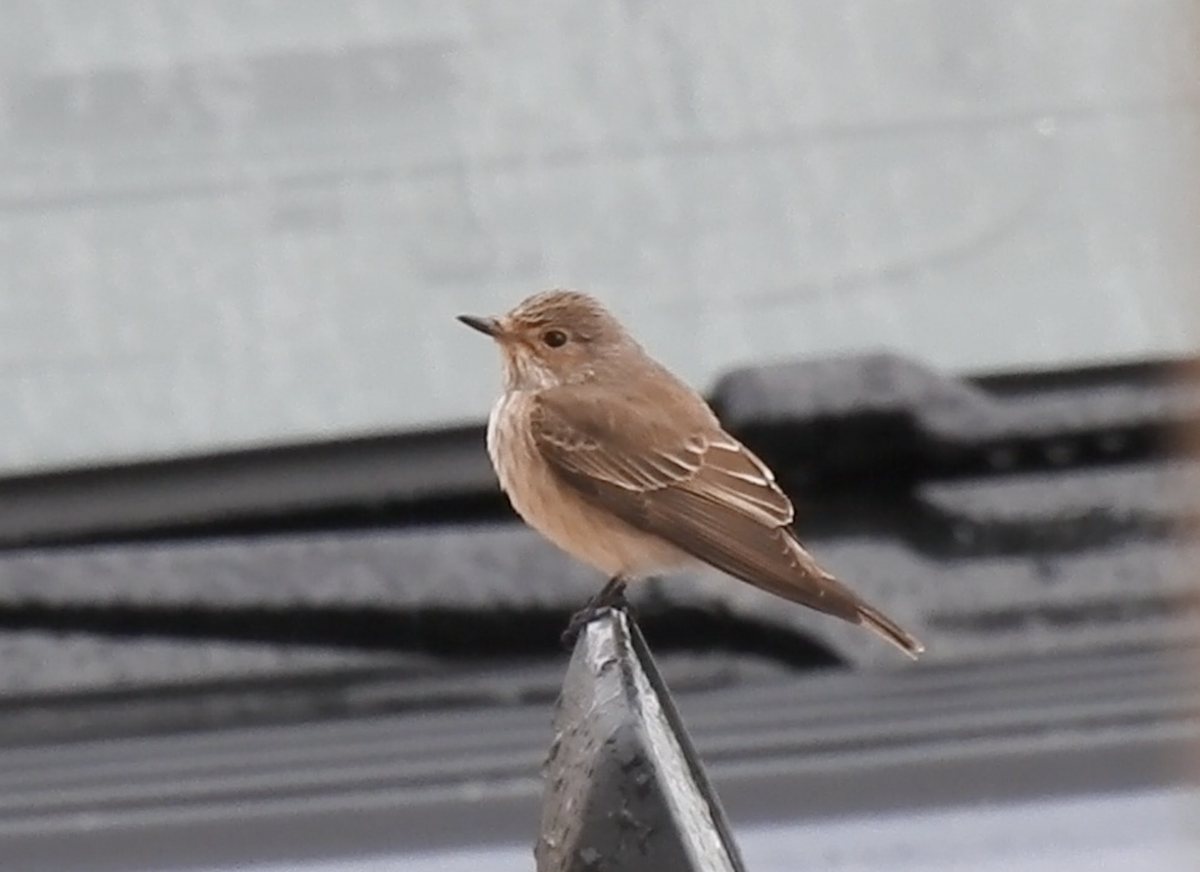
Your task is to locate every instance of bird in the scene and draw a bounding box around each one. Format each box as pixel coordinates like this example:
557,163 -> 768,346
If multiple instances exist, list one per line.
457,290 -> 923,657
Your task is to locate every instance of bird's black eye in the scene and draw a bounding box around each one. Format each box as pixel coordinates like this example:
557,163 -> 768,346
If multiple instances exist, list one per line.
542,329 -> 568,348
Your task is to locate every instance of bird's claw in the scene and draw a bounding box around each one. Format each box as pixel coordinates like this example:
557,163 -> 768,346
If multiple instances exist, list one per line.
560,577 -> 631,649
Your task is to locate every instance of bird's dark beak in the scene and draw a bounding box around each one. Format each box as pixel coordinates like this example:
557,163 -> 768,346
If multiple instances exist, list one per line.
457,314 -> 502,338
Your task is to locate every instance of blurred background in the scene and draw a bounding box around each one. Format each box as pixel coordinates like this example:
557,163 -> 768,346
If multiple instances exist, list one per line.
0,1 -> 1197,870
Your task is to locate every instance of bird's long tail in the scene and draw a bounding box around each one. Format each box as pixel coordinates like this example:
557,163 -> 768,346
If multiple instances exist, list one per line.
854,600 -> 924,659
774,537 -> 925,659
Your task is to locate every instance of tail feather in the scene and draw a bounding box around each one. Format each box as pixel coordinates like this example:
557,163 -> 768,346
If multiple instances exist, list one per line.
731,553 -> 925,658
856,601 -> 924,659
782,536 -> 924,658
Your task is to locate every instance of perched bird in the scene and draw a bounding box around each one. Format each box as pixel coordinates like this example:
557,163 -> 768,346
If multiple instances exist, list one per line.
458,290 -> 923,657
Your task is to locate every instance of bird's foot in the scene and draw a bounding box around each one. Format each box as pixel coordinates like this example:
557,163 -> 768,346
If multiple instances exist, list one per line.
561,576 -> 631,649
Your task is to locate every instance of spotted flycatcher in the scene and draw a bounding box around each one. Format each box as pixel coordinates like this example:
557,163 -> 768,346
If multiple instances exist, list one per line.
458,290 -> 923,657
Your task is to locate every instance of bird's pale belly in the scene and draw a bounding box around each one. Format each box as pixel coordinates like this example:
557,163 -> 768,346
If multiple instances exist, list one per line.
487,392 -> 689,579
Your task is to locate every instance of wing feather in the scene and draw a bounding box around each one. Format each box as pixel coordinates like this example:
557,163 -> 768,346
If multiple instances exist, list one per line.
530,384 -> 922,656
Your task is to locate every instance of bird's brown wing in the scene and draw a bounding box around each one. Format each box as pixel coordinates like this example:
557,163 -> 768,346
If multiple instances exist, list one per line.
530,384 -> 923,657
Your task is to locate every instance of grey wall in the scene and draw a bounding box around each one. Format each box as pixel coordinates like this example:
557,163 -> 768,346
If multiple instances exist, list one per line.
0,0 -> 1196,472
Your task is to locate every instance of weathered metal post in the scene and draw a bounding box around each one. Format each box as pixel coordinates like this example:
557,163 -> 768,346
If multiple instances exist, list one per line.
536,608 -> 748,872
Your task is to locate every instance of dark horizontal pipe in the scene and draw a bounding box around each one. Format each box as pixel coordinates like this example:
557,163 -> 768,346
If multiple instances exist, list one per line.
0,354 -> 1192,549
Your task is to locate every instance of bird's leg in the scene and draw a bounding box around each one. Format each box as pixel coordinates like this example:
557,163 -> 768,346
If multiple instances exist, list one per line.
591,575 -> 630,610
561,576 -> 630,649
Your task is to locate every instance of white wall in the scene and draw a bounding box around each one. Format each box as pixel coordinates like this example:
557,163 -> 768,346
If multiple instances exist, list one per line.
0,0 -> 1196,471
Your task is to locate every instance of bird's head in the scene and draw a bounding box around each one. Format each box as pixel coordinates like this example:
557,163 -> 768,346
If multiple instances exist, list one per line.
458,290 -> 640,390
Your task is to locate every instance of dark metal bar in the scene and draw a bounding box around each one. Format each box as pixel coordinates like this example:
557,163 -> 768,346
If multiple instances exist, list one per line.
0,355 -> 1190,549
0,425 -> 496,547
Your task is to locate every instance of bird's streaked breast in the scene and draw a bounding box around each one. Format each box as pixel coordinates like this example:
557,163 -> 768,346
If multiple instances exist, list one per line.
486,390 -> 689,578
